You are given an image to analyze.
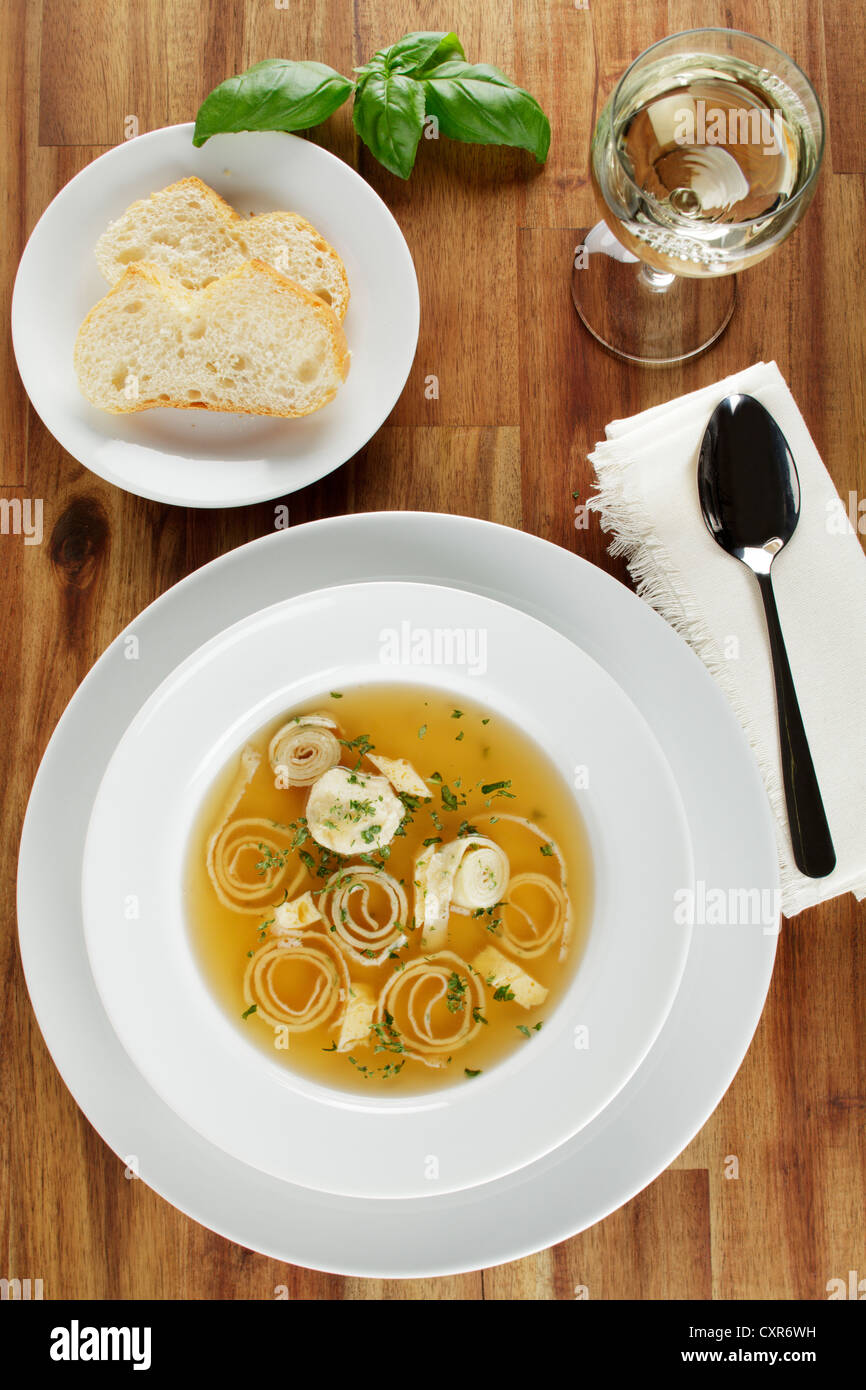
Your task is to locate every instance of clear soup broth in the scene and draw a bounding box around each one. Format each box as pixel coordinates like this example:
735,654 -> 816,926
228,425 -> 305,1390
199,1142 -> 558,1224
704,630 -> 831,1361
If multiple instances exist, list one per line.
185,684 -> 593,1094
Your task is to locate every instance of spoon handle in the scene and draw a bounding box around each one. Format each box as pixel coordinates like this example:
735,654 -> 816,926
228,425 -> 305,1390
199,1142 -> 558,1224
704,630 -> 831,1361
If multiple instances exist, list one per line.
756,572 -> 836,878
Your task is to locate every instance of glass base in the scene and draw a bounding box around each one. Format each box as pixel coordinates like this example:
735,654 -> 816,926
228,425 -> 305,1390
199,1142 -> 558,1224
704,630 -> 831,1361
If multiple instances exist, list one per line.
572,230 -> 736,365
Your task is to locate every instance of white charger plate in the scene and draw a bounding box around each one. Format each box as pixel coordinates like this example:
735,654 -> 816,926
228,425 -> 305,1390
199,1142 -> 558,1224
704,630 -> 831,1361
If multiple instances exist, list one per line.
11,125 -> 419,507
82,581 -> 693,1198
17,514 -> 778,1274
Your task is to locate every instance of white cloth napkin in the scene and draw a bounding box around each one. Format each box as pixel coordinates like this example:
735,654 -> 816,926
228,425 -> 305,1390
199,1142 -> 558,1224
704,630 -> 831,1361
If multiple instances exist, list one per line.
588,360 -> 866,916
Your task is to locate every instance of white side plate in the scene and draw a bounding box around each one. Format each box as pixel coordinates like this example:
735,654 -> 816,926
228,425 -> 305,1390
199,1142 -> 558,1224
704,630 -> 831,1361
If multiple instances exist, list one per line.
12,125 -> 419,507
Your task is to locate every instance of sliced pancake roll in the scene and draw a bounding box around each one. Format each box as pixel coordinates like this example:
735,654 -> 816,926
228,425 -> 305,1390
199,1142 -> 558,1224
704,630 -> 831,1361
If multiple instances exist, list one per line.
73,259 -> 350,417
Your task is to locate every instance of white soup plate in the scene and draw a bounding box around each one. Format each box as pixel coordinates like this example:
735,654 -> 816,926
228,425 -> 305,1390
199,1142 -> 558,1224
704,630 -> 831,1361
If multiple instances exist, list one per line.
81,580 -> 693,1199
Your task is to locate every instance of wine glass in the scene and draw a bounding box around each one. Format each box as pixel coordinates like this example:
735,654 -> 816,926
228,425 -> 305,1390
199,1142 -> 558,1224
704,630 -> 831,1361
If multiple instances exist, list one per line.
572,29 -> 825,364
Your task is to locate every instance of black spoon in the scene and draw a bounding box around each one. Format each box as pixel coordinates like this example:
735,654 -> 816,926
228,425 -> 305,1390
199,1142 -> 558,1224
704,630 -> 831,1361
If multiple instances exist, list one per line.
698,393 -> 836,879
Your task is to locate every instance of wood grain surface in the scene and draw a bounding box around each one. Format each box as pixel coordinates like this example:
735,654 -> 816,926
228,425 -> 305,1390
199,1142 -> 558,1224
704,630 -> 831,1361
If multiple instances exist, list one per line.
2,0 -> 864,1301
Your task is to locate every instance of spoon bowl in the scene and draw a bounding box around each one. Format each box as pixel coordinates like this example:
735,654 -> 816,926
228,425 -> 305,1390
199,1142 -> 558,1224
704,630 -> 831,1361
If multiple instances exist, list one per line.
698,393 -> 801,572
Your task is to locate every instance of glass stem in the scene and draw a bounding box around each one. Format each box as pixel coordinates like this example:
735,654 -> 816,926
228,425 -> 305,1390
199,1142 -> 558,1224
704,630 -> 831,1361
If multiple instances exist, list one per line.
638,263 -> 677,293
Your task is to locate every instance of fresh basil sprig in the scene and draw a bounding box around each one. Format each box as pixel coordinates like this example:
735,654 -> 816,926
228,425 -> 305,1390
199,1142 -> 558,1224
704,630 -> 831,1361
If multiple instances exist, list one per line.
192,31 -> 551,178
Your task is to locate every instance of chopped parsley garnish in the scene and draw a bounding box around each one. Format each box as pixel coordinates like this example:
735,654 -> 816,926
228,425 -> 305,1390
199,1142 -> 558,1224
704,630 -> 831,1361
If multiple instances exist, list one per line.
359,849 -> 390,870
539,842 -> 554,857
255,844 -> 290,875
340,733 -> 374,754
339,732 -> 375,769
241,1004 -> 257,1020
418,724 -> 427,739
348,1047 -> 406,1079
492,983 -> 516,1002
451,709 -> 464,719
441,784 -> 460,812
464,1068 -> 482,1079
446,972 -> 468,1013
370,1011 -> 405,1056
472,900 -> 506,933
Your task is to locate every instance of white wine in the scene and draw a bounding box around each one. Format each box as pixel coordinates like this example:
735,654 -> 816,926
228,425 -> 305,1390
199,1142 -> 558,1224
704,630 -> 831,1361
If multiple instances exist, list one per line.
592,51 -> 822,277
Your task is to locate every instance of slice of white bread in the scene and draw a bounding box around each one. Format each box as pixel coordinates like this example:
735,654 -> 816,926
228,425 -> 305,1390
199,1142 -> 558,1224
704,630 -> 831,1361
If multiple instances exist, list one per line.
74,259 -> 350,417
94,176 -> 350,320
240,213 -> 350,322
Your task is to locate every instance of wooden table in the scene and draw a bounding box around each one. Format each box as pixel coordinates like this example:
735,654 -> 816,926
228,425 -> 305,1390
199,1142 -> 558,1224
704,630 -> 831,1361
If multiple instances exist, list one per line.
3,0 -> 863,1301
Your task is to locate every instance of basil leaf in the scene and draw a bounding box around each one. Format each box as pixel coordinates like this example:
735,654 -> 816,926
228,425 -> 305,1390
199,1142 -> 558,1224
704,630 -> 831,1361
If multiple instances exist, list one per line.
423,60 -> 551,162
355,31 -> 464,82
193,59 -> 353,146
353,53 -> 388,83
352,71 -> 426,179
385,31 -> 465,75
